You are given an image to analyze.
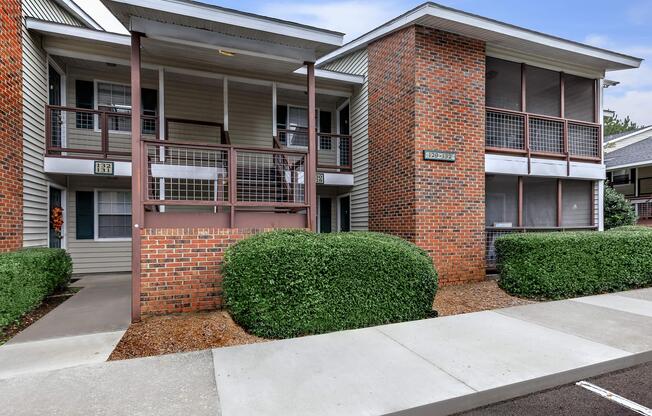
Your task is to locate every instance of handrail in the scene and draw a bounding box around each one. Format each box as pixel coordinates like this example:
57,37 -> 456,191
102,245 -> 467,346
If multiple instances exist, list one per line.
141,138 -> 309,155
485,106 -> 601,128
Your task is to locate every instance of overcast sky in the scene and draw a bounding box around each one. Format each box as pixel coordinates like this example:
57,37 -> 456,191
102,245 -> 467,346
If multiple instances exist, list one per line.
77,0 -> 651,125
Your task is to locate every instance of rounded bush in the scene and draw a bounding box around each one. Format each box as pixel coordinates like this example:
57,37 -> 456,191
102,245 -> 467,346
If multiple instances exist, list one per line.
222,230 -> 438,338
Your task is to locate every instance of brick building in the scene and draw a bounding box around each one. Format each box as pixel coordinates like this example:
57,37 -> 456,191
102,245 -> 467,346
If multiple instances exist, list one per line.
4,0 -> 642,319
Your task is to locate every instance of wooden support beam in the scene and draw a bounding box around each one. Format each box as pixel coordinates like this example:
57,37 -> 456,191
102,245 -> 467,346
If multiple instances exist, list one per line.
307,62 -> 317,231
130,31 -> 143,323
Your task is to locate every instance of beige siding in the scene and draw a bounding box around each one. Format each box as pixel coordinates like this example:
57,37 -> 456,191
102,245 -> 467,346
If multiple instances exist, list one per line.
23,0 -> 83,26
22,26 -> 50,247
66,176 -> 131,274
322,50 -> 369,231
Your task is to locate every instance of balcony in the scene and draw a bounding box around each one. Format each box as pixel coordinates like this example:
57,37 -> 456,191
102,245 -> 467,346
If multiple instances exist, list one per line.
485,107 -> 601,165
45,106 -> 352,173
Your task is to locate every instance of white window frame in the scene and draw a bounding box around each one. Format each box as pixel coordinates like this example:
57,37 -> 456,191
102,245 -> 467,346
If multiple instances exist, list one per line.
336,193 -> 352,232
94,189 -> 132,241
47,183 -> 68,250
47,56 -> 67,148
93,79 -> 133,135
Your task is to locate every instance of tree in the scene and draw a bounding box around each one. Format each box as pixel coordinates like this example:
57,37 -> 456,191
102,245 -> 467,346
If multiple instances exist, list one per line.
604,113 -> 642,137
604,184 -> 637,229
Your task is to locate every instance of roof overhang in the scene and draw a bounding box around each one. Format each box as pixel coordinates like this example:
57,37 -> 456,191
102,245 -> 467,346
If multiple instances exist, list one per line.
26,18 -> 130,46
317,2 -> 642,73
53,0 -> 103,30
102,0 -> 343,59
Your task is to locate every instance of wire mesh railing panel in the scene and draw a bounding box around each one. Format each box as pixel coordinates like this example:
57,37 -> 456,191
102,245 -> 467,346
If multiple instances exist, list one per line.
236,150 -> 306,205
485,228 -> 522,268
633,201 -> 652,219
529,117 -> 564,154
568,123 -> 600,158
316,133 -> 352,171
486,110 -> 525,150
278,129 -> 309,148
145,143 -> 229,203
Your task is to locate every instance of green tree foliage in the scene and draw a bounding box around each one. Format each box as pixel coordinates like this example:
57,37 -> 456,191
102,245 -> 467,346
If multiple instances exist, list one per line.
604,113 -> 641,137
604,185 -> 637,229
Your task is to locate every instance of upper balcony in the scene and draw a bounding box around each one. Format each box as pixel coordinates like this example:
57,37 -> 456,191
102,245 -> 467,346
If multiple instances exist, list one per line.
485,57 -> 602,171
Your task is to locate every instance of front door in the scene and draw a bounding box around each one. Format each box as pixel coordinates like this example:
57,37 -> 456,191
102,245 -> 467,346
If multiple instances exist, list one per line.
339,195 -> 351,232
49,187 -> 63,248
319,198 -> 332,233
48,64 -> 63,147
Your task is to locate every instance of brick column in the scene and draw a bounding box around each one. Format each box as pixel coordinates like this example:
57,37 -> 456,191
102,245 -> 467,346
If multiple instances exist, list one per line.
368,26 -> 486,285
0,0 -> 24,252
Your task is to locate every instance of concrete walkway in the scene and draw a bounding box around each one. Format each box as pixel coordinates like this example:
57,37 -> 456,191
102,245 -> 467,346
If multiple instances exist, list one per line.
0,288 -> 651,415
0,274 -> 130,379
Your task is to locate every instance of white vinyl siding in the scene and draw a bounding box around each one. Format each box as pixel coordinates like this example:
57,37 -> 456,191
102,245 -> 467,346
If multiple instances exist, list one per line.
23,0 -> 83,27
321,49 -> 369,231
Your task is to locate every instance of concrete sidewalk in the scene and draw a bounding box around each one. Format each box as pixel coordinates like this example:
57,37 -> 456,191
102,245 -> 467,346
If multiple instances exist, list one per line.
0,288 -> 651,415
0,274 -> 131,379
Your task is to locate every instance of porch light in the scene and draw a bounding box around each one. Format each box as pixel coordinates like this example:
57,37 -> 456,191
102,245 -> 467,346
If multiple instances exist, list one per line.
218,49 -> 236,57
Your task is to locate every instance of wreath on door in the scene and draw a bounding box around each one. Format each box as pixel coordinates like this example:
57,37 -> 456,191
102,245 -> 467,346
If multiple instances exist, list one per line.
51,206 -> 64,239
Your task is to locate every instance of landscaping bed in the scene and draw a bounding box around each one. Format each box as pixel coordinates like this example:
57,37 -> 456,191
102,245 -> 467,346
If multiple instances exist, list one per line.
0,287 -> 78,345
110,280 -> 529,360
108,311 -> 264,361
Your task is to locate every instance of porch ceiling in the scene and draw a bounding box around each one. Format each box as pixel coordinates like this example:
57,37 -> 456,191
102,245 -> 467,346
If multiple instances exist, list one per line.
102,0 -> 343,62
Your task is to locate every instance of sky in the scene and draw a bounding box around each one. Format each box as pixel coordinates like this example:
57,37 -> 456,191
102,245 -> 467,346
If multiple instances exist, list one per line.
77,0 -> 652,125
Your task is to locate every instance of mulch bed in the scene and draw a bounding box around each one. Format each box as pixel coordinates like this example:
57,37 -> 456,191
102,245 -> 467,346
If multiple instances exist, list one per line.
434,280 -> 535,317
108,311 -> 265,361
110,280 -> 534,360
0,288 -> 78,345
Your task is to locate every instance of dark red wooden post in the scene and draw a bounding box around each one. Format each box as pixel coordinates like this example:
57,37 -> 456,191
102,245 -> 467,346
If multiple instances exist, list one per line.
130,32 -> 143,323
306,62 -> 317,231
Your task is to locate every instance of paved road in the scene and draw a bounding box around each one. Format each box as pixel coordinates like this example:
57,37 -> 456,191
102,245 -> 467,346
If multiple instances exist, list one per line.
459,361 -> 652,415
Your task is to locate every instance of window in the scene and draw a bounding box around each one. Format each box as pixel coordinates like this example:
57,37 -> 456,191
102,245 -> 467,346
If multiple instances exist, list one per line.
486,175 -> 518,227
97,82 -> 132,132
610,168 -> 632,185
526,66 -> 561,117
564,74 -> 595,122
523,177 -> 557,227
562,180 -> 592,226
96,191 -> 131,239
486,57 -> 522,111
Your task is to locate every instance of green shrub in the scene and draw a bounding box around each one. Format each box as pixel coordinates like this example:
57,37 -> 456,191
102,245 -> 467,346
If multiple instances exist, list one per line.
604,185 -> 637,229
0,248 -> 72,328
496,231 -> 652,299
606,225 -> 652,233
222,230 -> 437,338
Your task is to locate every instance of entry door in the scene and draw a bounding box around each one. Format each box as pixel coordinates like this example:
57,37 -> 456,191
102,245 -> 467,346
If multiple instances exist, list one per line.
338,195 -> 351,232
319,198 -> 332,233
48,64 -> 62,147
337,104 -> 350,166
49,187 -> 63,248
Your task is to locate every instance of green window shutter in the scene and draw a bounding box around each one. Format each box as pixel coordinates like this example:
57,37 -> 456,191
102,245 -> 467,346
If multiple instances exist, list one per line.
75,80 -> 94,129
76,191 -> 94,240
319,110 -> 331,133
276,105 -> 287,130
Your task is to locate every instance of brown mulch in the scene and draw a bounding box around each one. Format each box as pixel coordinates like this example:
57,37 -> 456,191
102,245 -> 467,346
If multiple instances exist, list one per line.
108,310 -> 265,361
0,288 -> 78,345
109,280 -> 535,361
434,280 -> 535,317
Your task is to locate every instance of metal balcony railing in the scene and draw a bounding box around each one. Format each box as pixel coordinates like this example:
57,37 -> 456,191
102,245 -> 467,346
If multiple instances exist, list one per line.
485,107 -> 601,164
276,128 -> 352,172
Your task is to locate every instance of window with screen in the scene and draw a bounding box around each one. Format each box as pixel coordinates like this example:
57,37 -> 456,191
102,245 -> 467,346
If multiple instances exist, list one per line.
564,74 -> 595,122
486,57 -> 522,111
486,175 -> 518,227
523,177 -> 557,227
97,191 -> 131,239
526,66 -> 560,117
97,82 -> 132,132
562,180 -> 592,226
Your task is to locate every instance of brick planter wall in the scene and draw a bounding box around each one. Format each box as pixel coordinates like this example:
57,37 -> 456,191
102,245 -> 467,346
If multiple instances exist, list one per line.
0,0 -> 24,252
368,25 -> 486,285
140,228 -> 260,315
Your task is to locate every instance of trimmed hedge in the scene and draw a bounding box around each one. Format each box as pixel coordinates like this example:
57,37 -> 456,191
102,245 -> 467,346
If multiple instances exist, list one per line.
222,230 -> 438,338
0,248 -> 72,328
496,231 -> 652,299
606,225 -> 652,233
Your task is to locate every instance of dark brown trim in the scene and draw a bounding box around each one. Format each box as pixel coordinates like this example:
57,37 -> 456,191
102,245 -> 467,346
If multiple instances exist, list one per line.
306,62 -> 317,231
517,176 -> 523,227
130,32 -> 142,323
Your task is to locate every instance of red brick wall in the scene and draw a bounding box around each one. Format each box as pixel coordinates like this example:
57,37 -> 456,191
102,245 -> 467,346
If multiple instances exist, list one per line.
0,0 -> 24,252
140,228 -> 260,315
368,26 -> 486,284
367,27 -> 417,241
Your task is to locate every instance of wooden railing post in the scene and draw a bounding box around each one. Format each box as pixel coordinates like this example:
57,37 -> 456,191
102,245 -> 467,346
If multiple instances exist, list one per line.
130,31 -> 143,323
101,111 -> 109,158
306,62 -> 317,231
229,147 -> 236,228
